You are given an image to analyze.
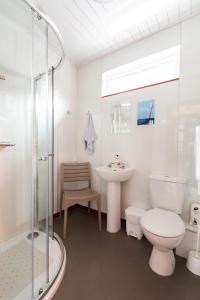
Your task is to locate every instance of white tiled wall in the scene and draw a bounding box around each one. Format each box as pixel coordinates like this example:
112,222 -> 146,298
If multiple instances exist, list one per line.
76,14 -> 200,223
54,60 -> 78,212
0,10 -> 32,242
178,15 -> 200,222
77,60 -> 179,216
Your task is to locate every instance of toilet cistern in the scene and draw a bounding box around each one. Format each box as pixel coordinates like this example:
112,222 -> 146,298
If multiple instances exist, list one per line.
95,166 -> 134,233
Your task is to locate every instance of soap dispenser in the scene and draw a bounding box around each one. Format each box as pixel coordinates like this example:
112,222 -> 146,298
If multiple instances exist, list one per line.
111,154 -> 121,168
114,154 -> 120,164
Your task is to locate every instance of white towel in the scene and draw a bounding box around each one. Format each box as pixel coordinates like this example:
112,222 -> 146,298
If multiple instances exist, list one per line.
84,112 -> 97,155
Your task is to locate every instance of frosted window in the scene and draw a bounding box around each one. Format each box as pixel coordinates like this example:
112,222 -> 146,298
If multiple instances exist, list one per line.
102,46 -> 180,97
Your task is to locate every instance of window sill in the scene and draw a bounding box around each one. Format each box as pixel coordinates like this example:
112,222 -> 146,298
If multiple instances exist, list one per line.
101,78 -> 180,99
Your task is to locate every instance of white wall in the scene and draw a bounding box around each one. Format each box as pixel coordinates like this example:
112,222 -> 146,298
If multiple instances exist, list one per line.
0,74 -> 32,242
54,59 -> 78,212
178,15 -> 200,222
100,81 -> 179,216
76,15 -> 200,222
0,8 -> 32,242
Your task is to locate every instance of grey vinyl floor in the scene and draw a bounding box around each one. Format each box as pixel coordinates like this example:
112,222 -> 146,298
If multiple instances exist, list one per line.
53,205 -> 200,300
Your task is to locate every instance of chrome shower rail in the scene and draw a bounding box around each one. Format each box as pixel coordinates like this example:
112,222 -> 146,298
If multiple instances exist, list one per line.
22,0 -> 65,75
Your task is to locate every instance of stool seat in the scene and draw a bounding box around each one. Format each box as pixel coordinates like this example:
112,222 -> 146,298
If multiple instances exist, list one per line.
64,188 -> 99,202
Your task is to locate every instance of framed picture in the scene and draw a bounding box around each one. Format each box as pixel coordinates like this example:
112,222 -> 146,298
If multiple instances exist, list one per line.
137,99 -> 155,125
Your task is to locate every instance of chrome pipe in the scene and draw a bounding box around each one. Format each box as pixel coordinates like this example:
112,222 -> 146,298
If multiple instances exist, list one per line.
50,67 -> 55,240
45,24 -> 50,284
22,0 -> 65,75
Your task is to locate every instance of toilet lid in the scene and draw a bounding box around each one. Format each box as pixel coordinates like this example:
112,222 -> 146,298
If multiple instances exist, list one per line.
141,208 -> 185,237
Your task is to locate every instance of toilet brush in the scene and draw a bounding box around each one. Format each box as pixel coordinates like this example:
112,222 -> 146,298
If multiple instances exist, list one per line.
187,224 -> 200,276
195,224 -> 200,258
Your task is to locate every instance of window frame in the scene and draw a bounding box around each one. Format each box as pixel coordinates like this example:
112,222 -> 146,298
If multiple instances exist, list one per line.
101,46 -> 180,98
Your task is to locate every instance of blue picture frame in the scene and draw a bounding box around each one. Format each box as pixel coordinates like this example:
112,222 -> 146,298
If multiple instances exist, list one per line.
137,100 -> 155,125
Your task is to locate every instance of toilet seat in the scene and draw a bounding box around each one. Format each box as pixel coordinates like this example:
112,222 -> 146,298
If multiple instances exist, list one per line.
141,208 -> 185,238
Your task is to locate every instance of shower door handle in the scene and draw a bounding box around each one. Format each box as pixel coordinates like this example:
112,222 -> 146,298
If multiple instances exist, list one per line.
37,156 -> 48,161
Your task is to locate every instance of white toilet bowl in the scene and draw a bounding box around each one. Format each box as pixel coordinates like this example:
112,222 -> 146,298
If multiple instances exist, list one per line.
141,208 -> 185,276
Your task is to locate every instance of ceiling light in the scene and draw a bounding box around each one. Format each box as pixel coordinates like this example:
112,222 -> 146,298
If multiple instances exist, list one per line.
121,103 -> 131,107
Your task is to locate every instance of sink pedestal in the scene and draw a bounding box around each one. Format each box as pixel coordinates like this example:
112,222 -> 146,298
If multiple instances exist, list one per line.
95,166 -> 134,234
107,182 -> 121,233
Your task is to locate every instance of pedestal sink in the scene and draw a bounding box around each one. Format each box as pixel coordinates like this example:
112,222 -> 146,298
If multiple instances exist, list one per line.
96,166 -> 134,233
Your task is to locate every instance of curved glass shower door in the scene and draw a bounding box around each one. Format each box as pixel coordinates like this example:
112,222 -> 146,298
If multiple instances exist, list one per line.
0,1 -> 65,299
32,12 -> 51,296
32,12 -> 61,298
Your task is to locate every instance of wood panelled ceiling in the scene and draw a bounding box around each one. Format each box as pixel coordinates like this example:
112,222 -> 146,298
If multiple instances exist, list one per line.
38,0 -> 200,65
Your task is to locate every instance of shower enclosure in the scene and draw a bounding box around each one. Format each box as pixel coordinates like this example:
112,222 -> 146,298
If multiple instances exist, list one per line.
0,0 -> 66,299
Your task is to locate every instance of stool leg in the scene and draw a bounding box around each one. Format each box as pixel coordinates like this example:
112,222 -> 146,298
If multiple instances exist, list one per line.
60,193 -> 63,217
63,207 -> 68,239
97,197 -> 102,231
88,201 -> 91,214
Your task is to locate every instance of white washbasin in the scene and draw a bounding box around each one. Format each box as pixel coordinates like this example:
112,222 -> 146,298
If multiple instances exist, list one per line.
96,166 -> 134,182
95,166 -> 134,234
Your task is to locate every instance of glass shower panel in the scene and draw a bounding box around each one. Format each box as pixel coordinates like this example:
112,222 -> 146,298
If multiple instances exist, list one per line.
47,25 -> 63,240
32,11 -> 50,296
35,77 -> 49,230
0,0 -> 33,299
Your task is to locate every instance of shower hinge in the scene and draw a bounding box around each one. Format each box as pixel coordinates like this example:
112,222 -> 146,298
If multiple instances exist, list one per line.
37,13 -> 42,21
37,156 -> 48,161
38,288 -> 43,296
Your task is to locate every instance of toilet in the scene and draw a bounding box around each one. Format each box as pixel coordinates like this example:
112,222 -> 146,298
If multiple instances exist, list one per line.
141,175 -> 187,276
